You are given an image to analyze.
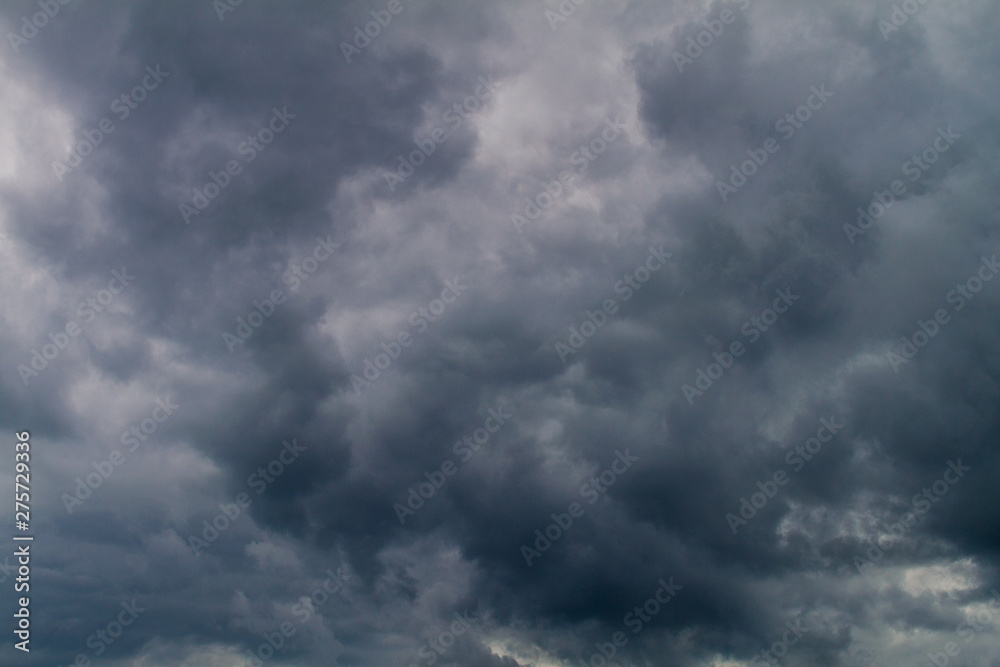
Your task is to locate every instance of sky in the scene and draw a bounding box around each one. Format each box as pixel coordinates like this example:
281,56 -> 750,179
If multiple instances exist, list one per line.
1,0 -> 999,665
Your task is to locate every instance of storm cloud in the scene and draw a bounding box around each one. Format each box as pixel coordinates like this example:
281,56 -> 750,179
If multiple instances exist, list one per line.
2,0 -> 1000,665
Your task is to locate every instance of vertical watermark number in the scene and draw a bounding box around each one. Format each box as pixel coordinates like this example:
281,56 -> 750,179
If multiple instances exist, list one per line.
14,430 -> 32,652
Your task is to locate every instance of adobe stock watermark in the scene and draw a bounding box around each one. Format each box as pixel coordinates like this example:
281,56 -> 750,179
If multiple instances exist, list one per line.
52,66 -> 170,181
0,555 -> 19,585
187,439 -> 307,556
511,116 -> 627,235
213,0 -> 244,21
715,84 -> 833,201
545,0 -> 589,30
878,0 -> 933,39
726,416 -> 844,534
16,267 -> 135,386
583,577 -> 683,667
671,0 -> 751,72
681,288 -> 799,404
340,0 -> 415,63
57,600 -> 145,667
243,565 -> 350,666
179,107 -> 296,224
750,620 -> 809,667
351,277 -> 467,394
852,459 -> 970,573
886,252 -> 999,372
844,126 -> 960,244
223,236 -> 340,352
394,406 -> 513,524
382,75 -> 501,191
62,397 -> 179,514
556,245 -> 672,364
521,449 -> 639,567
403,611 -> 477,667
917,588 -> 1000,667
7,0 -> 72,55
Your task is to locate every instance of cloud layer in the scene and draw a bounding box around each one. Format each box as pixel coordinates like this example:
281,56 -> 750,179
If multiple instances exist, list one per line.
2,0 -> 999,665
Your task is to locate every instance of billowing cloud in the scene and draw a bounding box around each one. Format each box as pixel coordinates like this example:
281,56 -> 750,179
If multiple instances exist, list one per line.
2,0 -> 999,665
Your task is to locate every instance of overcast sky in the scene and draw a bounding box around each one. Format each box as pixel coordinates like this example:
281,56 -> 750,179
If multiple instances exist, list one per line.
2,0 -> 1000,665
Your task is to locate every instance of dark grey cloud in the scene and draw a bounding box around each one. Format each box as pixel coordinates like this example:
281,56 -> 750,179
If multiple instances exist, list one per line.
1,0 -> 999,665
